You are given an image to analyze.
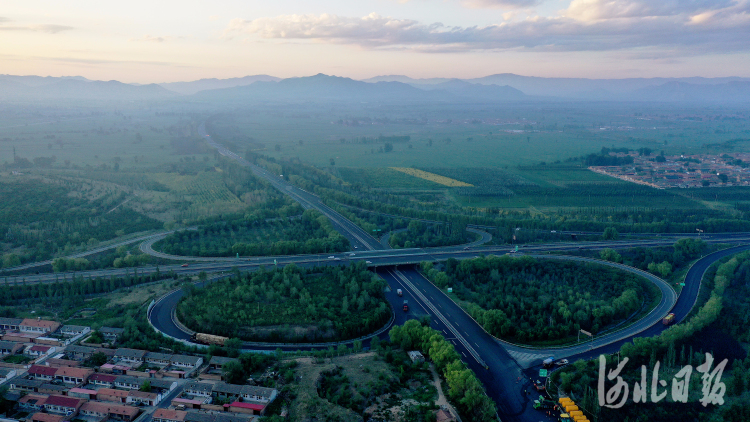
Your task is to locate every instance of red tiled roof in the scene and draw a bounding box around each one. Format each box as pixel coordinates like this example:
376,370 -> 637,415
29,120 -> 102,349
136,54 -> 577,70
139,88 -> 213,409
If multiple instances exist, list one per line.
90,373 -> 117,383
229,401 -> 265,411
55,367 -> 93,379
30,345 -> 51,352
44,395 -> 83,409
29,365 -> 58,377
152,408 -> 187,422
31,413 -> 65,422
81,401 -> 140,417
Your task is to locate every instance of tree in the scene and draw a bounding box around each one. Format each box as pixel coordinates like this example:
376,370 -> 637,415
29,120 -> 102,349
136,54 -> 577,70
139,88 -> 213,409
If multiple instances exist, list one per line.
85,352 -> 108,367
224,338 -> 242,358
602,227 -> 619,240
139,380 -> 152,392
222,360 -> 245,384
599,248 -> 622,263
719,173 -> 729,184
384,143 -> 393,153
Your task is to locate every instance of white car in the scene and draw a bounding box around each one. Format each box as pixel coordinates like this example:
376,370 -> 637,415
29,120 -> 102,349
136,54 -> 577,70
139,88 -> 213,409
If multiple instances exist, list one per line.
334,258 -> 341,261
328,256 -> 335,259
349,253 -> 356,256
366,261 -> 372,264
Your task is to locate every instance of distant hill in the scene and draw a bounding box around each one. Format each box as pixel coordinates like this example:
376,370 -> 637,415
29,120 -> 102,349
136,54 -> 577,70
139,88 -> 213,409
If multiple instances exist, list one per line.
628,81 -> 750,103
414,79 -> 526,101
159,75 -> 281,95
193,73 -> 450,103
364,73 -> 750,102
0,75 -> 176,101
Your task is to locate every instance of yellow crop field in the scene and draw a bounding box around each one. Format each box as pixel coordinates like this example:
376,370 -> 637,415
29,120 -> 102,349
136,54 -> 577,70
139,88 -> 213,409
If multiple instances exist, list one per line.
390,167 -> 473,187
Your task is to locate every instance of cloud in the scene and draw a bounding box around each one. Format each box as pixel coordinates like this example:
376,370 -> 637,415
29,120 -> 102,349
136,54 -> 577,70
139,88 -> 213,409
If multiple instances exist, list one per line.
565,0 -> 736,21
459,0 -> 542,9
130,35 -> 169,43
223,4 -> 750,55
0,18 -> 73,33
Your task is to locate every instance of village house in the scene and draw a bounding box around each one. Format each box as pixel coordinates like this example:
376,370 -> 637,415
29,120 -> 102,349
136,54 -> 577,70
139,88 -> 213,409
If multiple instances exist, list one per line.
27,345 -> 53,357
145,352 -> 173,366
28,365 -> 58,381
126,390 -> 161,406
39,383 -> 68,396
54,367 -> 93,385
42,395 -> 84,416
89,373 -> 118,388
100,327 -> 125,342
20,319 -> 61,334
30,412 -> 66,422
59,325 -> 90,337
114,348 -> 146,364
0,317 -> 23,331
79,401 -> 140,422
17,394 -> 48,412
228,402 -> 266,416
96,388 -> 130,404
65,344 -> 96,361
10,378 -> 44,392
211,383 -> 277,405
67,387 -> 98,400
170,355 -> 203,369
0,340 -> 23,355
46,358 -> 81,368
183,382 -> 213,397
0,368 -> 17,384
152,408 -> 187,422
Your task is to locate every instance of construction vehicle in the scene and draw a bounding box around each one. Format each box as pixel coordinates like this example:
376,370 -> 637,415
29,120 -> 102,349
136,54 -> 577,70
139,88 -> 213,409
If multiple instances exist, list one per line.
533,399 -> 557,411
663,312 -> 676,326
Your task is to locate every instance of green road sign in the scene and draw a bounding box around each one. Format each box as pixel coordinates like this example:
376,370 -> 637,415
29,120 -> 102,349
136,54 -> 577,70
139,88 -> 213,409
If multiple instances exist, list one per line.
680,283 -> 686,286
539,369 -> 548,377
447,287 -> 453,293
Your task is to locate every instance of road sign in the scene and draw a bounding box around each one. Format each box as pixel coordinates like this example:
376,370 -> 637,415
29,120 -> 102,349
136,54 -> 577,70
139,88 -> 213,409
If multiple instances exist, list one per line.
539,369 -> 548,377
680,283 -> 686,286
580,329 -> 592,337
447,287 -> 453,293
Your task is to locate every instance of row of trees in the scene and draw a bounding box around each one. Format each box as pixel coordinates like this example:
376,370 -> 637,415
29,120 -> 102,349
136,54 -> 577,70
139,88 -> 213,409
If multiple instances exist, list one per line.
389,220 -> 475,249
177,262 -> 391,343
389,320 -> 497,422
157,209 -> 349,257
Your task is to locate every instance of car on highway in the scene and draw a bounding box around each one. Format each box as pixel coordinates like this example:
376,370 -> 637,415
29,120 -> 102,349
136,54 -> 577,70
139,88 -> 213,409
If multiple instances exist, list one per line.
365,261 -> 372,264
554,359 -> 569,366
349,253 -> 356,256
181,264 -> 189,267
334,258 -> 341,261
328,256 -> 335,259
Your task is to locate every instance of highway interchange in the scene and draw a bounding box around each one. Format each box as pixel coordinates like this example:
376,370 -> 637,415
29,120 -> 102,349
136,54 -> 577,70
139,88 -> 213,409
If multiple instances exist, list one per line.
7,124 -> 750,422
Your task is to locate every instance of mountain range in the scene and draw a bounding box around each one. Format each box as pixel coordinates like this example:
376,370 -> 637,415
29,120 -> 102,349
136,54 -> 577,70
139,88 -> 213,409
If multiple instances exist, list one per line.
1,73 -> 749,104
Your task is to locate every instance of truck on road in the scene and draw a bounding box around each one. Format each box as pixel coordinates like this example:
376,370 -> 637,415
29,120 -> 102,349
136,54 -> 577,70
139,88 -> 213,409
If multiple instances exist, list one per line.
662,313 -> 676,326
397,289 -> 403,296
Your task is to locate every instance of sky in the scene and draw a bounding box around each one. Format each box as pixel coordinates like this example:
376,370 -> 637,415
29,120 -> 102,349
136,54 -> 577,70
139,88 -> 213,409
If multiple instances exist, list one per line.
1,0 -> 749,83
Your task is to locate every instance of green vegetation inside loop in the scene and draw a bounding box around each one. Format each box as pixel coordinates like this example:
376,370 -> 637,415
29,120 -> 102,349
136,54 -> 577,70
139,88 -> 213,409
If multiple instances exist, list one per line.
155,208 -> 349,257
177,263 -> 391,343
550,250 -> 750,422
431,256 -> 657,344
